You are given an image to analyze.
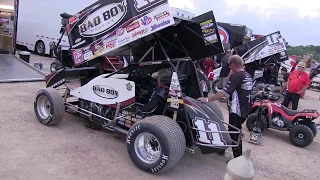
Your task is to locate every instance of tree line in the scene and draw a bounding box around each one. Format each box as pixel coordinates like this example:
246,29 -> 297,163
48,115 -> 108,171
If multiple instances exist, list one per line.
286,45 -> 320,61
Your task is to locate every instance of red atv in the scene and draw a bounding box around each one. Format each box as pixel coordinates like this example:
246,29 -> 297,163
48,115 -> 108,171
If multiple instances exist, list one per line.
246,86 -> 319,147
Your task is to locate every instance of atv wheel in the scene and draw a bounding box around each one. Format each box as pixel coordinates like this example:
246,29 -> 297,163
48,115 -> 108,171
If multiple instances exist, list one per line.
126,115 -> 186,174
206,101 -> 224,121
289,124 -> 314,147
34,88 -> 65,126
212,79 -> 221,94
308,123 -> 317,137
246,113 -> 266,132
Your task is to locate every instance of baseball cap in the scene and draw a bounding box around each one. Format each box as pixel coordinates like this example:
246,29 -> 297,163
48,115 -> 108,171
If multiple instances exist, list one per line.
297,61 -> 306,68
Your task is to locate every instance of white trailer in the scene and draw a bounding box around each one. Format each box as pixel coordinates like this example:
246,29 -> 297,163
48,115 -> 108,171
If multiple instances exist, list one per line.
16,0 -> 98,56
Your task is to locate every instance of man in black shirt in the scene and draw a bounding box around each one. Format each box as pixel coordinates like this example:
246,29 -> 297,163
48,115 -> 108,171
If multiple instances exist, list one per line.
218,50 -> 232,88
280,67 -> 290,94
198,55 -> 253,159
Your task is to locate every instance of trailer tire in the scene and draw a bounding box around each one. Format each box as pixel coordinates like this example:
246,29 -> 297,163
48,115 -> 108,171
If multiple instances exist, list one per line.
50,61 -> 61,73
34,88 -> 65,126
126,115 -> 186,174
35,40 -> 45,56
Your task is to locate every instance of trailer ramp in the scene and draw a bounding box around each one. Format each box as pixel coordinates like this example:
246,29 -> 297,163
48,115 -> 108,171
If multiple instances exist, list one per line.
0,54 -> 45,83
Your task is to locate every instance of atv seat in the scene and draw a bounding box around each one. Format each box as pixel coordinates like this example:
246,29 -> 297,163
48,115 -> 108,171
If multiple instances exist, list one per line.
60,13 -> 73,19
281,106 -> 315,116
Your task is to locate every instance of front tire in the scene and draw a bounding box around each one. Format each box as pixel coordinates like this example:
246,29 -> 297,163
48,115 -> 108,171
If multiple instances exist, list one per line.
246,113 -> 267,132
289,124 -> 314,147
206,101 -> 224,121
126,115 -> 186,174
308,123 -> 317,137
34,88 -> 65,126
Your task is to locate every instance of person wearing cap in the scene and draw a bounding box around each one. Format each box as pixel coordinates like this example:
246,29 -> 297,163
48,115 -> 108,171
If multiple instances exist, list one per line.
282,61 -> 310,110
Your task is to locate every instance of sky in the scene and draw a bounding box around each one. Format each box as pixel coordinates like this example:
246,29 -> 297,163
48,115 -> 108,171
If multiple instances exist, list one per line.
168,0 -> 320,46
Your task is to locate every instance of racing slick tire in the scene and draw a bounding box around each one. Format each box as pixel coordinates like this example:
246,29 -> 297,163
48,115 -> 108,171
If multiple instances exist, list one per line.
126,115 -> 186,174
206,101 -> 224,121
289,124 -> 314,147
34,88 -> 65,126
246,113 -> 266,132
212,79 -> 221,94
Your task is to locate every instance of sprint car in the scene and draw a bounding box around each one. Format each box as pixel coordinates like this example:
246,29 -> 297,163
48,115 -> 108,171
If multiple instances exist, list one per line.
33,0 -> 240,174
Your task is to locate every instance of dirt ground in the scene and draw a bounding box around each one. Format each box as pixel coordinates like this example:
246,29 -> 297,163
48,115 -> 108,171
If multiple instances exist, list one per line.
0,53 -> 320,180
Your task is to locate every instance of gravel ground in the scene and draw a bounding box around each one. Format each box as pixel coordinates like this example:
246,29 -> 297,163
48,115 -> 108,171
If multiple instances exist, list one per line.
1,52 -> 320,180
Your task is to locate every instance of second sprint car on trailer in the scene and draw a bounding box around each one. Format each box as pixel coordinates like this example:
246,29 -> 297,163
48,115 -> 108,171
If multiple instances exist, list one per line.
33,0 -> 240,174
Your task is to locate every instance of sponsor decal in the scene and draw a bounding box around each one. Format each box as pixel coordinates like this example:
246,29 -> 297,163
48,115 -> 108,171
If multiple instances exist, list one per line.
126,21 -> 140,33
79,1 -> 128,37
217,25 -> 229,43
118,35 -> 130,46
72,49 -> 84,63
75,38 -> 82,44
50,78 -> 66,88
151,20 -> 171,31
204,34 -> 218,44
106,40 -> 116,49
202,28 -> 215,34
103,35 -> 117,45
154,11 -> 170,21
132,28 -> 149,38
94,42 -> 103,54
116,28 -> 125,36
150,154 -> 169,173
84,50 -> 93,60
72,40 -> 86,48
126,124 -> 140,144
93,85 -> 119,99
141,15 -> 152,26
200,19 -> 218,45
126,82 -> 133,91
83,45 -> 91,51
200,19 -> 213,26
201,23 -> 214,30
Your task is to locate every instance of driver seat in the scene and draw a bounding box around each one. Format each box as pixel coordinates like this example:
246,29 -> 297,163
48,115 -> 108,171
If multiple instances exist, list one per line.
281,105 -> 304,116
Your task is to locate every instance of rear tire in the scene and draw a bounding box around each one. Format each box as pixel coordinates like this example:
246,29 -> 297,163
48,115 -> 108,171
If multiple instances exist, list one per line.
212,79 -> 221,94
289,124 -> 314,147
34,88 -> 65,126
126,115 -> 186,174
206,101 -> 224,121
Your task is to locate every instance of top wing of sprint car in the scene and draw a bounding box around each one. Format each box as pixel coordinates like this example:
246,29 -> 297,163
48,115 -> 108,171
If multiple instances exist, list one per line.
64,0 -> 224,66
